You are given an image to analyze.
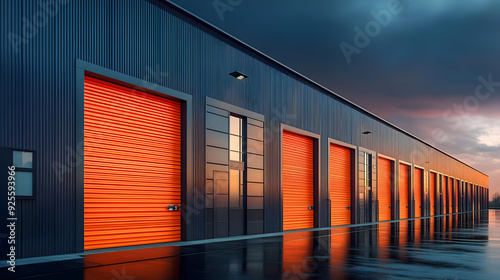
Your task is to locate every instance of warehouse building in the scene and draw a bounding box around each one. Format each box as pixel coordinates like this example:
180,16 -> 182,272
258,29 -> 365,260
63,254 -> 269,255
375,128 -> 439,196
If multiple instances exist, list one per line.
0,0 -> 489,259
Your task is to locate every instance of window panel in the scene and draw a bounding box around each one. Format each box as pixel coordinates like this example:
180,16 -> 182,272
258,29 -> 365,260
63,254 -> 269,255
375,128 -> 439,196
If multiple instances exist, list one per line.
230,151 -> 241,162
13,151 -> 33,168
230,169 -> 240,208
15,171 -> 33,196
230,115 -> 241,135
230,135 -> 241,152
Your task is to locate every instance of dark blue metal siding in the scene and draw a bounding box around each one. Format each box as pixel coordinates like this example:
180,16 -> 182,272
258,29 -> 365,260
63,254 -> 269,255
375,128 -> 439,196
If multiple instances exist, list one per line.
1,0 -> 488,258
2,0 -> 77,257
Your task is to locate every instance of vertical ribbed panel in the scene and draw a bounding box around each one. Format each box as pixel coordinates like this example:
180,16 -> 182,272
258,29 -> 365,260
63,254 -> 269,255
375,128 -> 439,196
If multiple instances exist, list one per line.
430,173 -> 436,216
282,131 -> 314,231
84,76 -> 181,250
399,164 -> 409,219
378,157 -> 392,221
414,168 -> 422,218
329,144 -> 351,226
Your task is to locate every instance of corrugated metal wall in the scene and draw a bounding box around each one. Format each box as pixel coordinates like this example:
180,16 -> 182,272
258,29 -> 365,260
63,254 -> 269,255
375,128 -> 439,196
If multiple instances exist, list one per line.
1,0 -> 489,258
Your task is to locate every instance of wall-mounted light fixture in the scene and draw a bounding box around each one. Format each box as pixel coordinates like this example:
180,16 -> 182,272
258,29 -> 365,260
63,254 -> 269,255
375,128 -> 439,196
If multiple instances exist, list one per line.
362,131 -> 372,135
229,71 -> 248,80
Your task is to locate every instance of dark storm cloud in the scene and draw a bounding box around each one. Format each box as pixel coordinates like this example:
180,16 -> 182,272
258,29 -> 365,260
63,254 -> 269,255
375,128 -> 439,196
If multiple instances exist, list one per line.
171,1 -> 500,100
170,0 -> 500,195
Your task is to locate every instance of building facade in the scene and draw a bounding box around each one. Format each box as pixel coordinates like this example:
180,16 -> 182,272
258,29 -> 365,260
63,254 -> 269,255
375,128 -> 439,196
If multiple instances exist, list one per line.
0,0 -> 489,259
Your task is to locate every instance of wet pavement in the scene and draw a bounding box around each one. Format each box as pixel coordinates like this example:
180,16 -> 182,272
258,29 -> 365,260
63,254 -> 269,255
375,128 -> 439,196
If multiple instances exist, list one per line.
2,210 -> 499,279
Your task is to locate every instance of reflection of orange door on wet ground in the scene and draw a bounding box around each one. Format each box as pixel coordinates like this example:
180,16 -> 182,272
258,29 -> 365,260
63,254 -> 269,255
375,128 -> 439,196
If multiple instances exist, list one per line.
85,247 -> 181,280
282,232 -> 314,276
378,223 -> 391,259
414,168 -> 422,218
430,217 -> 435,240
399,220 -> 408,260
399,164 -> 409,219
330,144 -> 352,226
399,220 -> 408,245
330,227 -> 350,279
430,173 -> 436,216
331,228 -> 350,264
414,219 -> 421,245
283,131 -> 314,231
378,157 -> 392,221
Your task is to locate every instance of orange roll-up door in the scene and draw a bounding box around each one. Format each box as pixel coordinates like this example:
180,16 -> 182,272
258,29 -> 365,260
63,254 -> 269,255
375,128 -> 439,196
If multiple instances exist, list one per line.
378,157 -> 392,221
283,131 -> 314,231
448,178 -> 453,214
84,76 -> 181,250
330,144 -> 352,226
399,164 -> 409,219
430,173 -> 436,216
455,179 -> 459,213
414,168 -> 422,218
442,177 -> 447,214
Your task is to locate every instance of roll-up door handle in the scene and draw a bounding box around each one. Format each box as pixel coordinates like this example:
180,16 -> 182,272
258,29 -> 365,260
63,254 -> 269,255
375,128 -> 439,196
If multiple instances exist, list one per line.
168,205 -> 179,211
346,206 -> 351,210
308,206 -> 314,210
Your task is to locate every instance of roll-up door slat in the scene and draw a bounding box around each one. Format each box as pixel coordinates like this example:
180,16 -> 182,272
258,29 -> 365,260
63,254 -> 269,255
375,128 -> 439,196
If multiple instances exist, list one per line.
283,131 -> 314,231
330,144 -> 351,226
84,76 -> 181,250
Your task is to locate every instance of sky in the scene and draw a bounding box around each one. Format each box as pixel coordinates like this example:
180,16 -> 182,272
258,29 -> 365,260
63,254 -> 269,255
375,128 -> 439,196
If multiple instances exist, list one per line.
170,0 -> 500,199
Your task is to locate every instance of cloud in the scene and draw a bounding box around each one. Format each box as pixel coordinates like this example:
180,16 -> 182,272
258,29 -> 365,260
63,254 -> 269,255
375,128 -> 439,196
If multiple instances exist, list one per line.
171,0 -> 500,198
387,113 -> 500,197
